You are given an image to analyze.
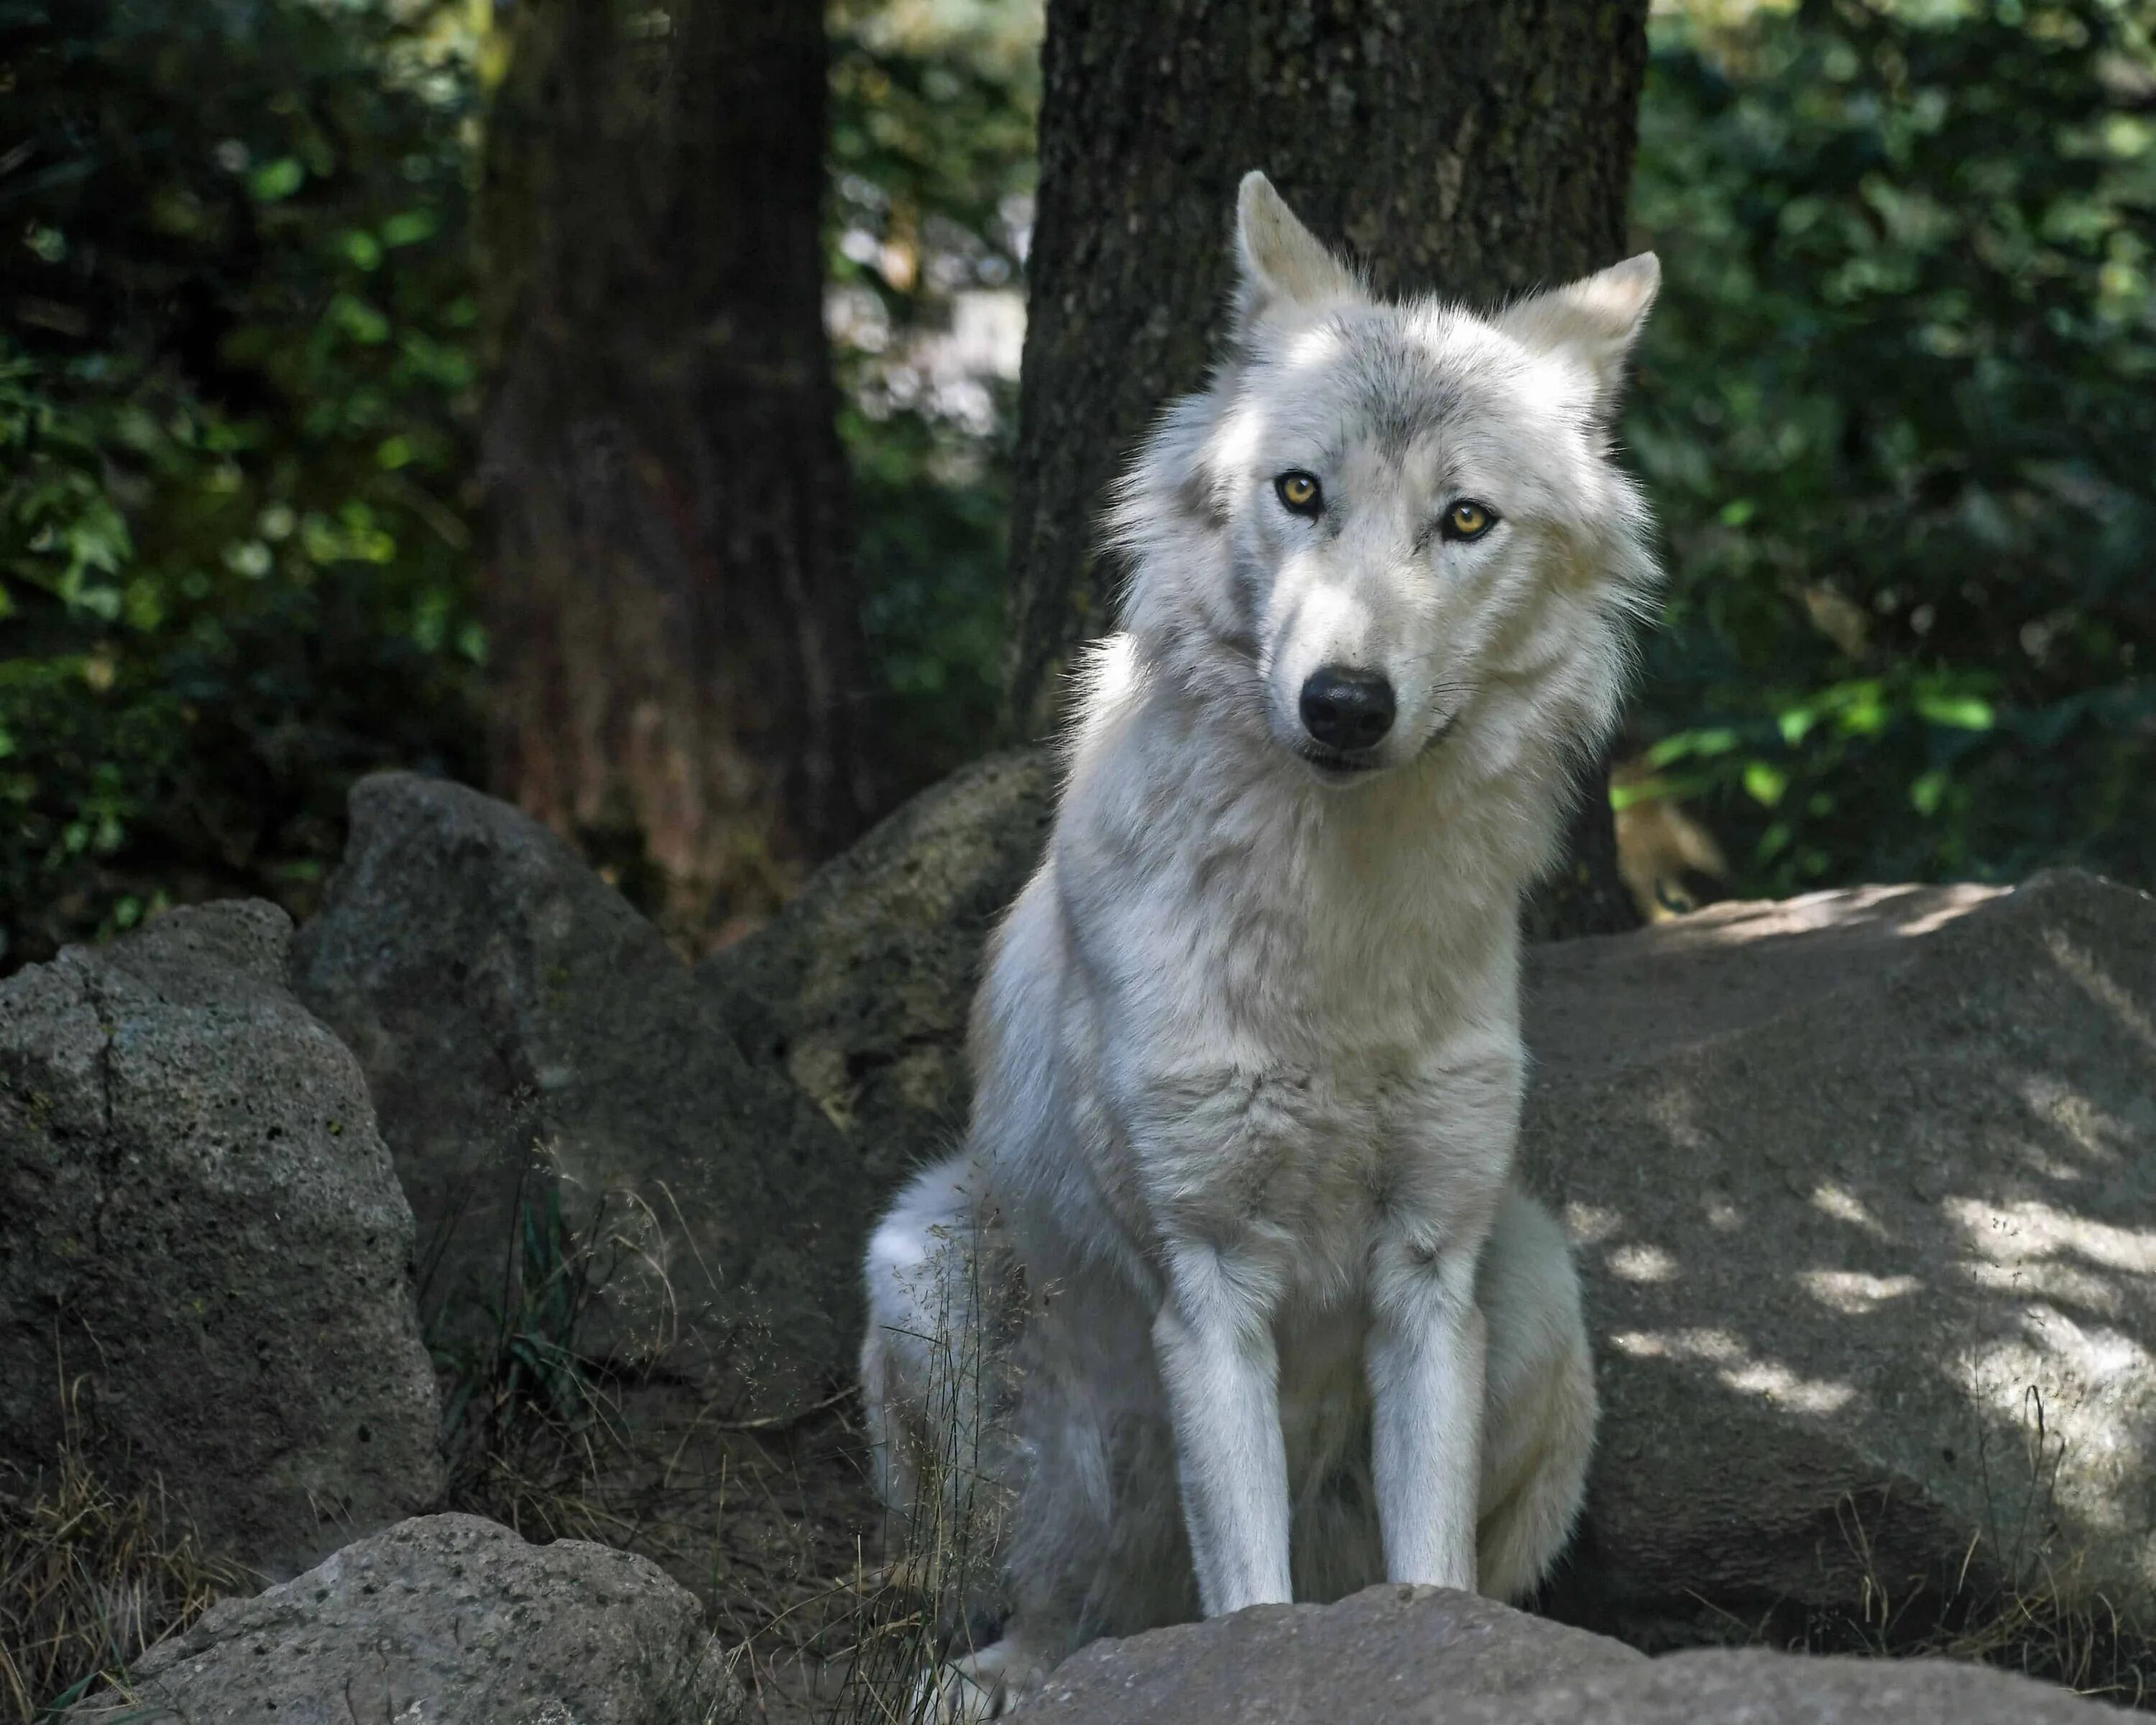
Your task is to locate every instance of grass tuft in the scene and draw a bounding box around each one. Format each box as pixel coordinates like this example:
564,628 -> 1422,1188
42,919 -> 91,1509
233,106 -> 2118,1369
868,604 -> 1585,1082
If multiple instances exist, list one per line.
432,1179 -> 643,1547
824,1211 -> 1020,1725
1828,1385 -> 2156,1706
0,1417 -> 246,1722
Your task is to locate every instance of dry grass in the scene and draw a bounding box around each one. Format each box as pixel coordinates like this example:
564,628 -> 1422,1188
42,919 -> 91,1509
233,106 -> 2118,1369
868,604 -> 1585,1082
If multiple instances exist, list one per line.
424,1170 -> 909,1721
1823,1386 -> 2156,1708
456,1188 -> 1023,1725
432,1179 -> 640,1546
0,1429 -> 247,1721
1658,1384 -> 2156,1708
821,1223 -> 1016,1725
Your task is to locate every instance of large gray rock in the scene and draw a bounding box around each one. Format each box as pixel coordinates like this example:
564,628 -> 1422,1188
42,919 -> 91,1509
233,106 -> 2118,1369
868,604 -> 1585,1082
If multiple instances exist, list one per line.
701,748 -> 1054,1196
1023,1585 -> 2114,1724
1526,871 -> 2156,1646
70,1513 -> 740,1724
0,901 -> 441,1578
290,773 -> 860,1417
1445,1649 -> 2123,1725
1025,1582 -> 1643,1722
702,792 -> 2156,1654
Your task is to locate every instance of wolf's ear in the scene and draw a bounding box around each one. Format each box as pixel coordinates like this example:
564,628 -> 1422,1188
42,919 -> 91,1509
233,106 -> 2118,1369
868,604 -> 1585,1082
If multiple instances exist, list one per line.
1499,253 -> 1660,410
1231,171 -> 1360,336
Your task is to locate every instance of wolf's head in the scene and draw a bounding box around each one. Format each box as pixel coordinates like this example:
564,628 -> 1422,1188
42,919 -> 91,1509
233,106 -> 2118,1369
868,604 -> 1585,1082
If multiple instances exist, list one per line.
1107,173 -> 1662,793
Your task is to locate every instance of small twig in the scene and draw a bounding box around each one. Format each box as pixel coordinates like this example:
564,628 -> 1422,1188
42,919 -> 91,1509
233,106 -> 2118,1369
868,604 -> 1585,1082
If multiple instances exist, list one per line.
704,1386 -> 856,1433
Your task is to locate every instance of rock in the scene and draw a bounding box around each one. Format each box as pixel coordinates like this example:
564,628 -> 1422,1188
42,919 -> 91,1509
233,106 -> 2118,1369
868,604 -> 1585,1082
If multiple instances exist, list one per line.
707,755 -> 2156,1653
0,901 -> 441,1578
1025,1583 -> 1643,1723
1023,1586 -> 2111,1724
1523,870 -> 2156,1645
701,747 -> 1054,1197
68,1512 -> 740,1724
289,773 -> 860,1417
1445,1647 -> 2120,1724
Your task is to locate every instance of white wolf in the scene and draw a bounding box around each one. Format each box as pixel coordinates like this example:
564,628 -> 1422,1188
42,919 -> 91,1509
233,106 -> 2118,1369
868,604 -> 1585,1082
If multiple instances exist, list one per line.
862,172 -> 1661,1718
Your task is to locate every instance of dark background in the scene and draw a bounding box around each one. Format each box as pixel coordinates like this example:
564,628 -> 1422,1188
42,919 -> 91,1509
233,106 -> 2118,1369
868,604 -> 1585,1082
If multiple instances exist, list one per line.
4,0 -> 2152,968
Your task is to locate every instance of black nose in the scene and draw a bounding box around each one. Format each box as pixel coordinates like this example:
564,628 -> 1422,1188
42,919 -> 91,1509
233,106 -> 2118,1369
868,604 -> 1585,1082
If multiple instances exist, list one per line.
1299,666 -> 1396,751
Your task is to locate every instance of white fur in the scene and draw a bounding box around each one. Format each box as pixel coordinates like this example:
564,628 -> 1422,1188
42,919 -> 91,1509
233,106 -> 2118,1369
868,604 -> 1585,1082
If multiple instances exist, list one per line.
862,172 -> 1659,1718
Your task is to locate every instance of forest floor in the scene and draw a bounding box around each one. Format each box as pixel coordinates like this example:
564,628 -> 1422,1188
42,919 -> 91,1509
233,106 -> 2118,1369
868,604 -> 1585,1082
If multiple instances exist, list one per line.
469,1376 -> 889,1722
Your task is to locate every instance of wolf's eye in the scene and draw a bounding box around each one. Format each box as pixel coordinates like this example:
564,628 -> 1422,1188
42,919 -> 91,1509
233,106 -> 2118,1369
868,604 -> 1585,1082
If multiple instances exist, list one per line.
1275,472 -> 1323,517
1441,500 -> 1498,541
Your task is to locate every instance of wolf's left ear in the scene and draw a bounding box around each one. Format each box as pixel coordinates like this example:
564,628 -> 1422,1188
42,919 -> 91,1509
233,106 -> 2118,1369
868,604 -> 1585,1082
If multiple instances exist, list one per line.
1499,253 -> 1660,411
1231,171 -> 1361,336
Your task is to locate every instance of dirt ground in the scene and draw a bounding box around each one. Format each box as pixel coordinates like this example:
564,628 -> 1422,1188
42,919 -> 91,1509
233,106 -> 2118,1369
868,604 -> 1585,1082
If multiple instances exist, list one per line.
499,1378 -> 889,1722
485,1371 -> 897,1725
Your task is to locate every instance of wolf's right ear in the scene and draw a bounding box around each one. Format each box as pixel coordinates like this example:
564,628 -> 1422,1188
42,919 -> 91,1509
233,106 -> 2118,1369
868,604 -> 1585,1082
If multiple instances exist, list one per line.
1231,171 -> 1360,337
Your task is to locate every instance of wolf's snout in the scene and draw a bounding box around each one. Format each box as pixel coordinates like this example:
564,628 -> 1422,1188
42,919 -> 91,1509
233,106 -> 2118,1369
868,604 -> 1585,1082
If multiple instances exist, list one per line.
1299,666 -> 1396,750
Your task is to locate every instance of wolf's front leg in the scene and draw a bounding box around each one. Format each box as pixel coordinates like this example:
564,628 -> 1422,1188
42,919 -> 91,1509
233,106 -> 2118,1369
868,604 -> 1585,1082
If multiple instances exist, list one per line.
1152,1245 -> 1291,1614
1366,1237 -> 1488,1591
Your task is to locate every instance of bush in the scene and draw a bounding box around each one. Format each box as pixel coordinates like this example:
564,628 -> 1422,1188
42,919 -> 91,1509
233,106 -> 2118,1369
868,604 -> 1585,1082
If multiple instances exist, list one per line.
0,0 -> 484,970
1627,0 -> 2156,893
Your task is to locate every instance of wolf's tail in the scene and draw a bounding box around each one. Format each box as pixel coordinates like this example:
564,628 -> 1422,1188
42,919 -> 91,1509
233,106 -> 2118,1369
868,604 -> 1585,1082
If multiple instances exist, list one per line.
1475,1185 -> 1599,1601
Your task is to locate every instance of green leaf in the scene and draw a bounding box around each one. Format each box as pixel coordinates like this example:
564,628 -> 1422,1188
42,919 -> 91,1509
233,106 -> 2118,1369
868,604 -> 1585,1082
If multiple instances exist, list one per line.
1647,726 -> 1741,767
249,157 -> 305,203
382,208 -> 440,247
1910,770 -> 1950,816
1915,694 -> 1994,731
1743,760 -> 1789,808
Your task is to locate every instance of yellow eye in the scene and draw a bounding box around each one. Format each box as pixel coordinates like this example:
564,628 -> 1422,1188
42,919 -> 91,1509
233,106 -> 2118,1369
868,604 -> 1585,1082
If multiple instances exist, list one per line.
1443,500 -> 1496,540
1276,472 -> 1322,515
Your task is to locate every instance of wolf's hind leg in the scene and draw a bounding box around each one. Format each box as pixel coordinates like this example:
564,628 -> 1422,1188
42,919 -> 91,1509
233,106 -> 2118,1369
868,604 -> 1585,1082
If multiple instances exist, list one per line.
1475,1184 -> 1598,1601
860,1154 -> 1018,1578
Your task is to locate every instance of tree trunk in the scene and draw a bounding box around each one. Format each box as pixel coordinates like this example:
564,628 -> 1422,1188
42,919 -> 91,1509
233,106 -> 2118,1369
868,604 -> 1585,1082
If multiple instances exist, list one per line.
1004,0 -> 1651,937
479,0 -> 875,947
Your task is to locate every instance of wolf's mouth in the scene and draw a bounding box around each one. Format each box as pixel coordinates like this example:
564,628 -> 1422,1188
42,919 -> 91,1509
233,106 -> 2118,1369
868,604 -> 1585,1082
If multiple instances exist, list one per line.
1296,745 -> 1382,783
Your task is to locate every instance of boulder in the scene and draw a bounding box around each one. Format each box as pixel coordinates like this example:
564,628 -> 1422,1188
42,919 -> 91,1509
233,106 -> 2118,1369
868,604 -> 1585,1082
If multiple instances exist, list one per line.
1021,1584 -> 2113,1725
701,747 -> 1054,1197
1525,871 -> 2156,1646
289,773 -> 860,1417
1449,1648 -> 2123,1725
0,901 -> 441,1578
68,1512 -> 740,1724
704,795 -> 2156,1652
1024,1582 -> 1643,1723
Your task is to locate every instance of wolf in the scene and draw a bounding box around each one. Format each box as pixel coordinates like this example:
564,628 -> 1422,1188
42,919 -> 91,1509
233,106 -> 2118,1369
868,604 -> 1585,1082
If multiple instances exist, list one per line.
862,172 -> 1662,1718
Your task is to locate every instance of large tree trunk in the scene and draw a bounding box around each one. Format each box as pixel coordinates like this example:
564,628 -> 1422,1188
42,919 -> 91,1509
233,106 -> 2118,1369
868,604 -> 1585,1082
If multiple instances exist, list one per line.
1003,0 -> 1651,937
479,0 -> 875,947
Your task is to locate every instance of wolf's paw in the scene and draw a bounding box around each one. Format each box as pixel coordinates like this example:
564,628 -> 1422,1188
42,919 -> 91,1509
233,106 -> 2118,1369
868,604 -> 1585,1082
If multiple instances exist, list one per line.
913,1640 -> 1049,1721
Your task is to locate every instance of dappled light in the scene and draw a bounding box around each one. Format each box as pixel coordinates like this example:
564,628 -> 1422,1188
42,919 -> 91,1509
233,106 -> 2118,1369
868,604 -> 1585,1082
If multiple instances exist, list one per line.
1606,1323 -> 1858,1418
4,0 -> 2155,1718
1795,1271 -> 1921,1317
1526,870 -> 2156,1681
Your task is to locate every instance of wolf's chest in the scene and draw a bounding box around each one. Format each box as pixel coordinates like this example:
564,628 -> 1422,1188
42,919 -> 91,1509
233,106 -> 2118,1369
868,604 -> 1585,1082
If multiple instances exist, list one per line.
1129,1055 -> 1465,1289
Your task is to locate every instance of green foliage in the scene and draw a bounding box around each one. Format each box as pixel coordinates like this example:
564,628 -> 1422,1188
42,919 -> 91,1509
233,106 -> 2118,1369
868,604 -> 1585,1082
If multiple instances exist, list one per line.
433,1184 -> 620,1542
436,1186 -> 599,1453
1628,0 -> 2156,893
0,0 -> 484,969
11,0 -> 2152,956
828,0 -> 1038,781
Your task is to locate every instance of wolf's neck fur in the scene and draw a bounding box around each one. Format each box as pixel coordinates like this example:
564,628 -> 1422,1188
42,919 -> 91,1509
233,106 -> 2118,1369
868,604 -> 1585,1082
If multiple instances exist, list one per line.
1057,622 -> 1598,1049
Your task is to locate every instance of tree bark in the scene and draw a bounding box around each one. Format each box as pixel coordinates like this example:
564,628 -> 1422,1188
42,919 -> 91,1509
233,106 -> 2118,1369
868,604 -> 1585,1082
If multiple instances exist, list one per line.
479,0 -> 875,947
1004,0 -> 1651,937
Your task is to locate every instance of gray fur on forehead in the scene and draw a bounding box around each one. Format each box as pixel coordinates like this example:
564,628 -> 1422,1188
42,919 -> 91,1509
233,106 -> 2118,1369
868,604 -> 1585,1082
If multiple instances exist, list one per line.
1240,305 -> 1535,462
